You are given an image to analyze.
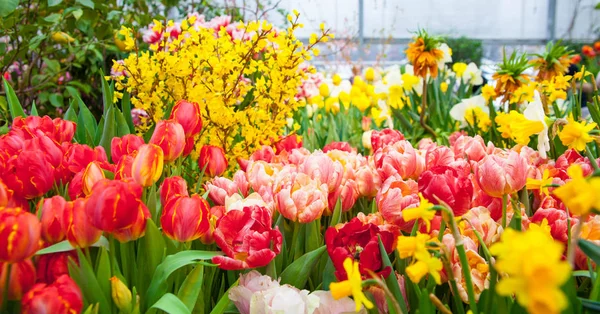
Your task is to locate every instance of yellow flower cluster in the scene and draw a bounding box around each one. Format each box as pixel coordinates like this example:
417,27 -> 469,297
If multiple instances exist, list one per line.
490,221 -> 570,314
111,13 -> 332,163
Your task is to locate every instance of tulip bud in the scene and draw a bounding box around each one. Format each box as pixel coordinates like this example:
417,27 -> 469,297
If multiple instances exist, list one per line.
111,134 -> 145,163
198,145 -> 228,177
82,161 -> 105,196
160,194 -> 211,242
170,100 -> 202,137
149,120 -> 185,162
132,144 -> 164,187
39,195 -> 67,244
0,208 -> 41,263
110,276 -> 132,312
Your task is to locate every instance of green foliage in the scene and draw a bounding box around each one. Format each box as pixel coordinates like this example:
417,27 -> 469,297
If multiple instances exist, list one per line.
445,36 -> 483,66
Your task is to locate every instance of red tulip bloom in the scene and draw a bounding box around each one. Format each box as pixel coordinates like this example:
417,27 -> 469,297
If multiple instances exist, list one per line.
132,144 -> 164,187
39,196 -> 67,244
274,134 -> 302,154
85,179 -> 146,232
371,128 -> 405,152
0,180 -> 12,209
323,141 -> 356,153
198,145 -> 228,177
0,208 -> 41,263
111,134 -> 145,163
161,194 -> 211,242
418,165 -> 473,216
182,136 -> 196,157
212,205 -> 282,270
63,144 -> 111,174
62,198 -> 102,249
113,205 -> 150,243
583,45 -> 596,58
571,54 -> 582,65
159,176 -> 189,205
22,134 -> 63,168
3,150 -> 55,199
67,171 -> 85,200
0,259 -> 36,302
149,120 -> 186,162
82,161 -> 105,196
114,154 -> 135,181
170,100 -> 202,137
12,116 -> 76,144
36,252 -> 78,284
21,274 -> 83,314
325,218 -> 395,280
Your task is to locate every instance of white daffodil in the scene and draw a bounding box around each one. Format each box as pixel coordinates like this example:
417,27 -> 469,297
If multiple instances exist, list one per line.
330,79 -> 352,97
523,90 -> 550,159
403,65 -> 423,95
449,95 -> 488,127
463,62 -> 484,85
437,43 -> 453,68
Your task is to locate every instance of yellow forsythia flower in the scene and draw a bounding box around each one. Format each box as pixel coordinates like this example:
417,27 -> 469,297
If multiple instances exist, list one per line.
490,222 -> 571,314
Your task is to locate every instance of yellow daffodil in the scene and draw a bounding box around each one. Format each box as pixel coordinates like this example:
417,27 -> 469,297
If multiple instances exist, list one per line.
440,81 -> 449,92
573,65 -> 593,81
332,73 -> 342,86
364,67 -> 376,81
558,117 -> 597,152
453,62 -> 468,78
553,74 -> 572,90
329,258 -> 374,312
490,222 -> 571,314
396,233 -> 431,258
495,110 -> 545,145
526,169 -> 553,196
405,250 -> 443,284
403,193 -> 436,231
319,83 -> 330,97
553,164 -> 600,216
481,84 -> 497,102
450,95 -> 491,131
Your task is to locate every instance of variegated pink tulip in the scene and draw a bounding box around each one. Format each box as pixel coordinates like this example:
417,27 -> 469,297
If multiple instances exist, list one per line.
374,140 -> 418,181
459,206 -> 502,246
327,178 -> 359,213
376,178 -> 420,232
475,151 -> 528,198
301,152 -> 344,194
205,170 -> 249,206
452,135 -> 490,162
356,164 -> 381,198
275,173 -> 328,223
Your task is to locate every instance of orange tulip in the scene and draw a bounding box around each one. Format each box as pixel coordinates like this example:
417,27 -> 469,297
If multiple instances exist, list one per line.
0,208 -> 41,263
132,144 -> 164,187
62,198 -> 102,249
149,120 -> 185,162
198,145 -> 228,177
82,161 -> 105,196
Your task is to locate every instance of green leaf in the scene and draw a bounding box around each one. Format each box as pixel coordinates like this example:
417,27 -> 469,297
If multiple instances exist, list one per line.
378,236 -> 409,314
72,8 -> 83,20
177,264 -> 204,312
30,101 -> 39,116
115,109 -> 130,136
581,298 -> 600,311
137,219 -> 165,304
48,0 -> 63,6
65,86 -> 80,100
44,13 -> 62,23
280,246 -> 326,289
101,72 -> 112,116
36,236 -> 109,255
98,105 -> 115,160
76,0 -> 95,9
49,93 -> 64,108
579,239 -> 600,265
44,58 -> 60,74
64,100 -> 78,123
94,247 -> 112,311
209,280 -> 238,314
0,0 -> 18,17
75,101 -> 97,145
121,92 -> 135,133
329,198 -> 342,227
3,78 -> 25,120
321,257 -> 335,291
68,249 -> 111,312
29,34 -> 46,50
150,293 -> 191,314
145,250 -> 224,310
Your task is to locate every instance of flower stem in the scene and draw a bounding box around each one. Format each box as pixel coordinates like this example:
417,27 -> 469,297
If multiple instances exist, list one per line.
442,207 -> 479,314
586,146 -> 600,172
501,194 -> 508,229
420,79 -> 437,139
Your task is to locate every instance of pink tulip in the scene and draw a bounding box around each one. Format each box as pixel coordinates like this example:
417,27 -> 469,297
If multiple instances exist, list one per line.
475,151 -> 528,198
301,152 -> 344,194
530,208 -> 571,243
374,140 -> 418,181
376,178 -> 419,232
452,135 -> 490,162
327,178 -> 359,213
275,173 -> 328,223
425,146 -> 455,170
356,164 -> 381,198
205,171 -> 249,206
460,207 -> 502,246
246,161 -> 281,193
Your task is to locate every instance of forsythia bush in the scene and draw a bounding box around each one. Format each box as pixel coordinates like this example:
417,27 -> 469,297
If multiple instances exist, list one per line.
111,13 -> 332,164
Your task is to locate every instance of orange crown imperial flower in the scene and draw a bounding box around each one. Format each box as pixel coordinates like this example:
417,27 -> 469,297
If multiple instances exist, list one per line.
405,30 -> 445,79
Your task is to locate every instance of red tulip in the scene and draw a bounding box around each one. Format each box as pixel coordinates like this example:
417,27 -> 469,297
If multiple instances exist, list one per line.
0,208 -> 41,263
371,128 -> 405,152
583,45 -> 596,58
419,165 -> 473,216
198,145 -> 228,177
114,154 -> 135,181
161,194 -> 211,242
113,205 -> 150,243
21,274 -> 83,314
323,141 -> 356,153
3,150 -> 55,199
82,161 -> 105,196
132,144 -> 164,187
12,116 -> 76,144
22,135 -> 63,168
170,100 -> 202,137
159,176 -> 189,205
111,134 -> 145,163
571,54 -> 582,65
67,171 -> 85,200
474,151 -> 528,198
149,120 -> 185,162
0,259 -> 36,301
36,252 -> 77,284
62,198 -> 102,248
325,218 -> 395,280
63,144 -> 111,174
212,205 -> 282,270
39,196 -> 67,244
274,134 -> 302,154
182,136 -> 196,157
0,180 -> 12,209
85,179 -> 147,232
